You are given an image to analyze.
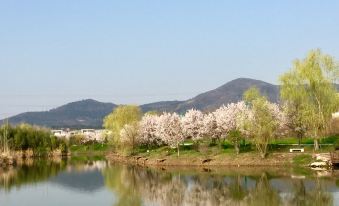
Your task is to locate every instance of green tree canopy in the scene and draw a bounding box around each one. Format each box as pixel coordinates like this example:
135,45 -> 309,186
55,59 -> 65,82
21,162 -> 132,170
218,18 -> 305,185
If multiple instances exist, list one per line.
243,87 -> 279,158
279,49 -> 339,150
103,105 -> 142,143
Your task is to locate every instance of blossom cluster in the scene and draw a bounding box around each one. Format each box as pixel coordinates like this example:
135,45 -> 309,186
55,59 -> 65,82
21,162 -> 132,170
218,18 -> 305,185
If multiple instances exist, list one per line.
120,101 -> 286,148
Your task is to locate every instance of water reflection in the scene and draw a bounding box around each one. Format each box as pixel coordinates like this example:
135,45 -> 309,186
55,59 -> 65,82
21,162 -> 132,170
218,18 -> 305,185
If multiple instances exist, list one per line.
0,158 -> 66,191
103,165 -> 338,206
1,159 -> 338,206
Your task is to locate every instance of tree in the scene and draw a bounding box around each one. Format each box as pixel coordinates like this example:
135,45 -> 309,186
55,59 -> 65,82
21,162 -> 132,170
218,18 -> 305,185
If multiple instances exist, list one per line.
214,101 -> 248,153
138,114 -> 161,147
227,130 -> 242,155
201,113 -> 222,144
0,120 -> 10,155
181,109 -> 204,142
243,87 -> 281,158
156,113 -> 184,157
103,105 -> 142,144
120,122 -> 140,154
280,49 -> 339,150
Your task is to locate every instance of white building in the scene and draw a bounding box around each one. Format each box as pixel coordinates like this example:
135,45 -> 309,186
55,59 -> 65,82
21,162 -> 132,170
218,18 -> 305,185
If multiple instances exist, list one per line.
51,130 -> 68,138
332,112 -> 339,119
52,129 -> 107,143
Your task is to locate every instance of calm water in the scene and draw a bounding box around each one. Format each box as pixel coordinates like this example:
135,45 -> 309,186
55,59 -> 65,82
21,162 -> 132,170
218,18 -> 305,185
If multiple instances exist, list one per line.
0,158 -> 338,206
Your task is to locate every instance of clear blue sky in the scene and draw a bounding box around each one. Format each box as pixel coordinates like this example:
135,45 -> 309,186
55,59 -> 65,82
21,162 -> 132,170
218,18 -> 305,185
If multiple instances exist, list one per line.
1,1 -> 339,118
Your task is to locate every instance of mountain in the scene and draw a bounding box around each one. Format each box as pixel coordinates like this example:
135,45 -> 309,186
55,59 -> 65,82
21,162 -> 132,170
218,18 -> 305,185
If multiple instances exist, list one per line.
173,78 -> 280,113
3,78 -> 280,128
50,169 -> 105,192
140,100 -> 184,113
3,99 -> 117,128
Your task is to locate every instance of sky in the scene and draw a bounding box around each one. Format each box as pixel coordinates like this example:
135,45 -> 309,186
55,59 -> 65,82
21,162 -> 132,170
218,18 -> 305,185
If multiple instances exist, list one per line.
1,1 -> 339,119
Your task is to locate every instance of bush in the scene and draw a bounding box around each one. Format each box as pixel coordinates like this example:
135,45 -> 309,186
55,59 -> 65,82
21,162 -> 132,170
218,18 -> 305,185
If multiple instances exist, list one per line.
293,154 -> 313,165
321,135 -> 338,144
68,134 -> 85,145
0,124 -> 68,154
334,138 -> 339,151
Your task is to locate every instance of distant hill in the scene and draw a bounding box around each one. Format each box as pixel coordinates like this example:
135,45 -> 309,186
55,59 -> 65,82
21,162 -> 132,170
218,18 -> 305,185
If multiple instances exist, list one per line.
3,99 -> 117,128
50,169 -> 104,192
174,78 -> 280,113
2,78 -> 282,128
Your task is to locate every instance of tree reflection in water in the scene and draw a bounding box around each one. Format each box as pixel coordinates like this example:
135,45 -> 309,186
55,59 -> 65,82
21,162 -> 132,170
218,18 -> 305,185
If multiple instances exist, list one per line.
0,159 -> 67,191
1,161 -> 336,206
103,165 -> 337,206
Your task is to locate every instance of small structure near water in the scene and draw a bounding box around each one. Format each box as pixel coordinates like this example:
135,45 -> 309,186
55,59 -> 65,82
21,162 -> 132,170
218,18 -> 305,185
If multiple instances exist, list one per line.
310,152 -> 339,168
330,152 -> 339,166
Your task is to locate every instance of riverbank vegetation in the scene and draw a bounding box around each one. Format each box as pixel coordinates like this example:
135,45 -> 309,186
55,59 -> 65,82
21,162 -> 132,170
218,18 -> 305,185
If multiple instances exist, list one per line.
0,123 -> 68,159
103,49 -> 339,161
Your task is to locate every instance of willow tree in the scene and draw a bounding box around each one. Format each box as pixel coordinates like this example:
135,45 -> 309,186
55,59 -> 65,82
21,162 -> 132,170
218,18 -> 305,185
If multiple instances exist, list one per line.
243,87 -> 281,158
103,105 -> 142,145
280,49 -> 339,150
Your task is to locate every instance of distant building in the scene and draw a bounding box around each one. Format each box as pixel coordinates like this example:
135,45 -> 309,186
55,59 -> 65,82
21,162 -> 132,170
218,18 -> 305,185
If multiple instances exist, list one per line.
51,130 -> 68,138
332,112 -> 339,119
52,129 -> 107,142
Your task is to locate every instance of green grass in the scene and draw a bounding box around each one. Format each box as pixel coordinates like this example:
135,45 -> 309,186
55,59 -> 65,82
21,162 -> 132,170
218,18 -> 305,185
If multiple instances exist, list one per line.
271,135 -> 338,145
135,137 -> 333,158
70,143 -> 111,154
116,135 -> 337,160
292,154 -> 313,166
272,137 -> 313,144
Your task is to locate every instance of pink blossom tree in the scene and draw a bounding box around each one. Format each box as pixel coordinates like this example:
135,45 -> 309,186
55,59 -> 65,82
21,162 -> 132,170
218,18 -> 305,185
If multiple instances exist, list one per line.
156,112 -> 184,157
181,109 -> 204,142
138,114 -> 161,147
267,102 -> 287,135
214,101 -> 248,153
201,113 -> 222,143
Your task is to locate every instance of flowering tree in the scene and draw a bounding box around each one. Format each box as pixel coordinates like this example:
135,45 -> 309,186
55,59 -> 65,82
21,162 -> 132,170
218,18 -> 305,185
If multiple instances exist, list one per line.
214,101 -> 248,153
156,112 -> 184,157
267,102 -> 287,134
138,114 -> 161,147
181,109 -> 204,142
201,113 -> 222,143
214,101 -> 247,134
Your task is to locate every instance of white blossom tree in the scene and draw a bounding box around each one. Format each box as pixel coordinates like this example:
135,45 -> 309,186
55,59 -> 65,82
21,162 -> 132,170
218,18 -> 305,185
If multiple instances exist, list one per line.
268,102 -> 288,135
156,112 -> 184,157
201,113 -> 221,143
181,109 -> 204,142
138,114 -> 161,147
214,101 -> 248,153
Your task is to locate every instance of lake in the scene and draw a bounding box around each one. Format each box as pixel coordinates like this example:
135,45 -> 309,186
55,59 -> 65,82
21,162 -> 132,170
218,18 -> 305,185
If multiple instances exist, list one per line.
0,157 -> 338,206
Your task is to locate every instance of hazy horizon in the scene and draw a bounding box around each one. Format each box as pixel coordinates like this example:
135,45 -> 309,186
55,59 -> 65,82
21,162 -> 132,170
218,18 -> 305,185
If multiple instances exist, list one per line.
1,1 -> 339,118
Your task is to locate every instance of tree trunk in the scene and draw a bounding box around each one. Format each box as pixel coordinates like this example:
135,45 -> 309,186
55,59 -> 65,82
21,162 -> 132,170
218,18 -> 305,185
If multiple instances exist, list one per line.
260,152 -> 267,159
297,133 -> 301,146
235,144 -> 240,155
314,139 -> 320,151
177,143 -> 180,157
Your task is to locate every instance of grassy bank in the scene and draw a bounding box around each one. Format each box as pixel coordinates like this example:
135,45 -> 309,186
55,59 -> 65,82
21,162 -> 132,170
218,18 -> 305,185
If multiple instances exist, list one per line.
69,143 -> 112,155
107,136 -> 338,167
107,151 -> 316,167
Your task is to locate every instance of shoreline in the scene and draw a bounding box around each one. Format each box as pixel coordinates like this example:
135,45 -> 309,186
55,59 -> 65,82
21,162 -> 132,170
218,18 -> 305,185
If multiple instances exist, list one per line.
106,152 -> 316,167
0,150 -> 70,168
